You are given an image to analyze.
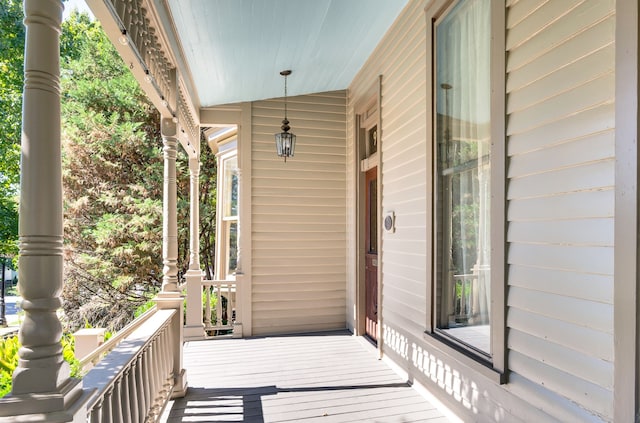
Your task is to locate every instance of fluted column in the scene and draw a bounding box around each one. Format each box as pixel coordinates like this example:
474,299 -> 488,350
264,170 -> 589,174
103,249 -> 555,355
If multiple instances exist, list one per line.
0,0 -> 87,417
184,157 -> 204,339
161,118 -> 179,293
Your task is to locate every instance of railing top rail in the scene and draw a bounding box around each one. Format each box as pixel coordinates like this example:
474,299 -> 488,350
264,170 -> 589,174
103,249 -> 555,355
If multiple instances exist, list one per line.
82,308 -> 176,410
0,328 -> 18,341
201,279 -> 236,284
453,273 -> 477,279
201,280 -> 238,291
78,305 -> 157,369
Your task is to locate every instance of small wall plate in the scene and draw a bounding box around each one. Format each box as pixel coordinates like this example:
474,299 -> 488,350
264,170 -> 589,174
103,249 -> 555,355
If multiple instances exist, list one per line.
383,211 -> 395,233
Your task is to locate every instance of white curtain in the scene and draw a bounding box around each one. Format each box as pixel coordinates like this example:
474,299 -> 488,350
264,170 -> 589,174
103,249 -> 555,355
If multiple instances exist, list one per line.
436,0 -> 491,329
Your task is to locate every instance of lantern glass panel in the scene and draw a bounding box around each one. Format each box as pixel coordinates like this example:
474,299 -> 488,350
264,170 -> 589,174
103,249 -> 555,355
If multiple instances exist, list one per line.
275,132 -> 296,157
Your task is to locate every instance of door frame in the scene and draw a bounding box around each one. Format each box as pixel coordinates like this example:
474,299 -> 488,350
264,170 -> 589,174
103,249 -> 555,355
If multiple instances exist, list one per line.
354,76 -> 382,350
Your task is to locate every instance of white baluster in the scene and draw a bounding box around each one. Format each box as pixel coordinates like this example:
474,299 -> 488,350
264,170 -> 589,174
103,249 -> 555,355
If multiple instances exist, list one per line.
142,348 -> 152,417
111,379 -> 123,422
226,285 -> 232,326
103,387 -> 113,422
129,361 -> 140,423
204,285 -> 212,329
90,399 -> 102,423
216,284 -> 223,329
135,355 -> 147,421
121,369 -> 132,423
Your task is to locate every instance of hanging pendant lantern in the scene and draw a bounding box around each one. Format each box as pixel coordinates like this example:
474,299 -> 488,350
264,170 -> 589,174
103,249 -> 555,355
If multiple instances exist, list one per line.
274,70 -> 296,162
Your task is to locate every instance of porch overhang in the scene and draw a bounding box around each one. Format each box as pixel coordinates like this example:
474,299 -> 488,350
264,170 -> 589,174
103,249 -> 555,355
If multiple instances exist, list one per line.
85,0 -> 410,135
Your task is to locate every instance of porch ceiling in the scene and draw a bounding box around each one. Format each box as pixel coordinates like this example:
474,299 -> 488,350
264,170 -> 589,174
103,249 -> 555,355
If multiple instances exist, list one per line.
163,0 -> 410,107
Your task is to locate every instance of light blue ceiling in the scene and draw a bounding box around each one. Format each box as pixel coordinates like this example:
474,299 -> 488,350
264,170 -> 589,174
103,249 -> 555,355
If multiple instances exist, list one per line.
166,0 -> 410,107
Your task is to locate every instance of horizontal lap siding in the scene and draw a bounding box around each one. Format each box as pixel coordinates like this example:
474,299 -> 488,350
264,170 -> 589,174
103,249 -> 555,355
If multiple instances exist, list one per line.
506,0 -> 615,419
384,0 -> 429,337
355,0 -> 428,337
251,91 -> 347,335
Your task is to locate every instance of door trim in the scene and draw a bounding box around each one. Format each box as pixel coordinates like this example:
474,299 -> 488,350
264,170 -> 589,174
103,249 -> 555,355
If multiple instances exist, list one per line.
354,76 -> 383,354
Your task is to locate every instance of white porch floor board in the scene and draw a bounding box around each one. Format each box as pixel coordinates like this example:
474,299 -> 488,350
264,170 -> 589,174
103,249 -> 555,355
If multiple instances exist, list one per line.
163,331 -> 450,422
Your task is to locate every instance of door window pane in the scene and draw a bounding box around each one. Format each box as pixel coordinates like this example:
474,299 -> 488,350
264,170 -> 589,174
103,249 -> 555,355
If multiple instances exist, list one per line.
368,125 -> 378,156
369,178 -> 377,253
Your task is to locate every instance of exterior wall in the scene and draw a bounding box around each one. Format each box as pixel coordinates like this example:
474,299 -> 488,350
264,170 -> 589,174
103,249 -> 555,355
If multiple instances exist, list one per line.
505,0 -> 615,419
347,0 -> 616,421
347,0 -> 429,338
250,91 -> 348,335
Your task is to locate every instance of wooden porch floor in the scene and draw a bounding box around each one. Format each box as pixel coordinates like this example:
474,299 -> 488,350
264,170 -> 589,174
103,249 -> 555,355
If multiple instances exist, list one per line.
162,331 -> 451,422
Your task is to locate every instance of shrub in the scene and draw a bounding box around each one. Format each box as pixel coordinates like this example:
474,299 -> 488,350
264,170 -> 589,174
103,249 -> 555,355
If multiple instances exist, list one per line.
0,334 -> 81,398
0,336 -> 19,398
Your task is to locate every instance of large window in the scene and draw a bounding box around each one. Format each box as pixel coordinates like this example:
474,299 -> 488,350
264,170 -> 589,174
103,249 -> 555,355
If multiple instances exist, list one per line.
434,0 -> 492,356
215,142 -> 239,281
222,154 -> 239,277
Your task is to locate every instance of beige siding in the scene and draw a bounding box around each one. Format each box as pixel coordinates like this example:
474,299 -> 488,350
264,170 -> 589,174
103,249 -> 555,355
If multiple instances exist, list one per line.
251,91 -> 347,335
346,0 -> 616,421
348,0 -> 429,339
506,0 -> 615,419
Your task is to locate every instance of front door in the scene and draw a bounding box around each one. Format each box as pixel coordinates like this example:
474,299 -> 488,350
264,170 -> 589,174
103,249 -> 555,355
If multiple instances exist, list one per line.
365,167 -> 378,341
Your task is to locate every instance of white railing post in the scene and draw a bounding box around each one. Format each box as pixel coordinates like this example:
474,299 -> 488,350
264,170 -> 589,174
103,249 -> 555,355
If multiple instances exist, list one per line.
185,156 -> 205,340
155,115 -> 188,398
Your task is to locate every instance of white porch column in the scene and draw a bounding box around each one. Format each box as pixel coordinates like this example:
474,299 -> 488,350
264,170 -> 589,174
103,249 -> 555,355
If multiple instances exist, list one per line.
155,117 -> 187,398
184,156 -> 205,340
0,0 -> 90,418
187,158 -> 201,273
161,118 -> 179,293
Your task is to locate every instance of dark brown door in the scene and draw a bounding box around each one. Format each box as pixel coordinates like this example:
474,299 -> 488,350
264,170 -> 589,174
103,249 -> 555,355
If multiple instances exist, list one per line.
365,167 -> 378,341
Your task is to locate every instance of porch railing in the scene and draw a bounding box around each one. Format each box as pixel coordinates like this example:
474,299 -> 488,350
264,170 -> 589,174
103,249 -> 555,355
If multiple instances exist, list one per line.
201,279 -> 236,336
82,308 -> 177,422
79,307 -> 155,373
449,270 -> 491,326
0,328 -> 18,341
450,273 -> 476,323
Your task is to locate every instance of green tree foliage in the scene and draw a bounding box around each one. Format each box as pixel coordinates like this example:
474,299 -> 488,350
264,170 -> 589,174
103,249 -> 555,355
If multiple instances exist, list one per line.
0,199 -> 18,257
1,8 -> 216,332
59,12 -> 190,331
0,0 -> 22,257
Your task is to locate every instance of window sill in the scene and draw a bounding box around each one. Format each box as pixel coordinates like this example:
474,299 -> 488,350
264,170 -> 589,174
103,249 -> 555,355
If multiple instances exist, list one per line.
422,331 -> 507,385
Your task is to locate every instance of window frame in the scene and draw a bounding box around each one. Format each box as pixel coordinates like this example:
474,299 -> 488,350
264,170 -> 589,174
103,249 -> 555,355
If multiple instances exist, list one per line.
215,143 -> 239,281
423,0 -> 506,384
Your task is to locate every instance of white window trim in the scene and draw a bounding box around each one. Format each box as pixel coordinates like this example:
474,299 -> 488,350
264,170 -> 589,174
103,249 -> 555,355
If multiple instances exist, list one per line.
215,145 -> 239,281
423,0 -> 506,384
